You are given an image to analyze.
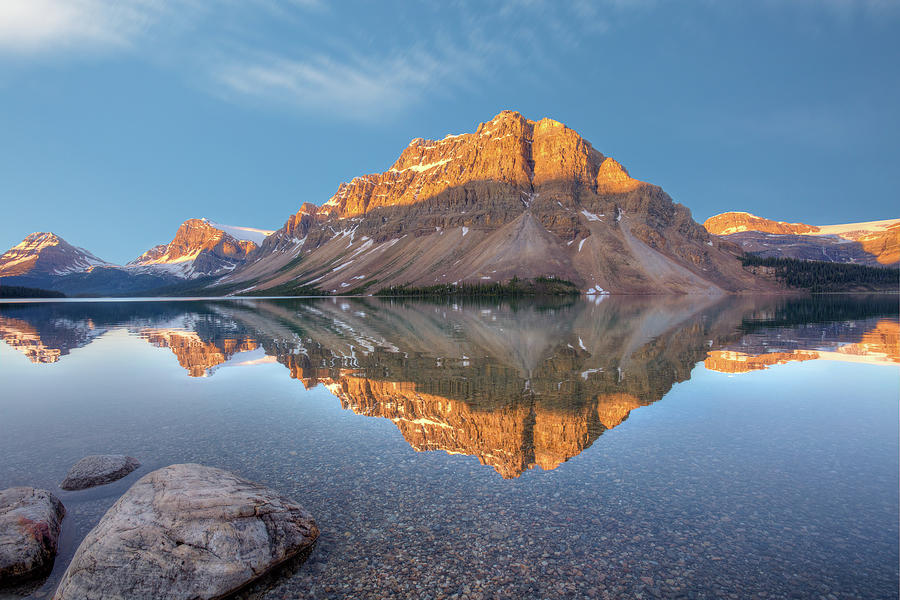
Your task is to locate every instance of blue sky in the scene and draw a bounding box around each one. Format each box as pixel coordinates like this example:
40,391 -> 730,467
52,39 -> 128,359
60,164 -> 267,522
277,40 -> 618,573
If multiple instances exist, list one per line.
0,0 -> 897,263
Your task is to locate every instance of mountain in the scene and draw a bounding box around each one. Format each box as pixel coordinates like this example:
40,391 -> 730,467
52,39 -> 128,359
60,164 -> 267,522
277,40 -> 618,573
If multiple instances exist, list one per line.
216,111 -> 777,295
0,232 -> 110,279
0,232 -> 159,295
129,218 -> 272,279
0,219 -> 274,296
704,212 -> 900,266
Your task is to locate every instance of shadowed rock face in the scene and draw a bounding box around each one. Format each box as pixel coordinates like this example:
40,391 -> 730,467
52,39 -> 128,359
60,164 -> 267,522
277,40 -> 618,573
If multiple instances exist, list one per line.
0,487 -> 65,583
2,296 -> 897,478
222,111 -> 775,295
53,464 -> 319,600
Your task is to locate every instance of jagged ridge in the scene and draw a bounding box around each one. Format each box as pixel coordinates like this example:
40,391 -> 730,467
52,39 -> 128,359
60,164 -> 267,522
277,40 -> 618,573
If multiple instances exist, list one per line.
220,111 -> 777,295
129,218 -> 260,279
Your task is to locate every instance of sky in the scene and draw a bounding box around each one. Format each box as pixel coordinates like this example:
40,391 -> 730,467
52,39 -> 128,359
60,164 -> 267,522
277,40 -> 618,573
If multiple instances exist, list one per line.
0,0 -> 898,264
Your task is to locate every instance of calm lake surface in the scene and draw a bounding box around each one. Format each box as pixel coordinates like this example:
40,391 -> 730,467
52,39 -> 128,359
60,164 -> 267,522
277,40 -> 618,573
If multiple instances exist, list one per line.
0,295 -> 897,600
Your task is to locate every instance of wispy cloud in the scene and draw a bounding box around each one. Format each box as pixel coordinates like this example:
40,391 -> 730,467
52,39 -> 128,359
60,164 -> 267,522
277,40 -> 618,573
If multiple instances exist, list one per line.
212,35 -> 493,120
0,0 -> 166,54
206,1 -> 607,120
215,53 -> 445,120
0,0 -> 895,121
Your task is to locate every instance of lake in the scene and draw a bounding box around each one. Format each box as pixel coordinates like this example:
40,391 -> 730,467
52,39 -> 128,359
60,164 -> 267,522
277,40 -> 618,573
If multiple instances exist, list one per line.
0,295 -> 897,599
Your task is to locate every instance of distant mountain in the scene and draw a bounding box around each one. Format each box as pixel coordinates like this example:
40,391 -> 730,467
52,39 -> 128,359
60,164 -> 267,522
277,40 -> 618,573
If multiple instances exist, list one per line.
217,110 -> 777,295
0,232 -> 110,278
704,212 -> 900,266
129,218 -> 273,279
0,219 -> 274,296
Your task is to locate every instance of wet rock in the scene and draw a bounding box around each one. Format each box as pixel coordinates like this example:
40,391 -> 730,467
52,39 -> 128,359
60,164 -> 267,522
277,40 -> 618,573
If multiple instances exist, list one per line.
0,487 -> 65,583
53,463 -> 319,600
60,454 -> 140,490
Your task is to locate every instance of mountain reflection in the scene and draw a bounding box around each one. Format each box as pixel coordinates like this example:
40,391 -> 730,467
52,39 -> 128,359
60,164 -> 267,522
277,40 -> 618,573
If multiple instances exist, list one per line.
1,295 -> 897,477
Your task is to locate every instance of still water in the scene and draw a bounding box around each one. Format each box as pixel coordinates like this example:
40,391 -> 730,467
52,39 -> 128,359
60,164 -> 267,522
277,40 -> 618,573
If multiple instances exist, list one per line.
0,295 -> 897,599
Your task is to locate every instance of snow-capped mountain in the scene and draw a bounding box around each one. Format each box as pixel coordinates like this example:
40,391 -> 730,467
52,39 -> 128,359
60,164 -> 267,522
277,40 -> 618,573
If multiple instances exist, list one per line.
127,218 -> 274,279
0,220 -> 275,295
0,232 -> 110,278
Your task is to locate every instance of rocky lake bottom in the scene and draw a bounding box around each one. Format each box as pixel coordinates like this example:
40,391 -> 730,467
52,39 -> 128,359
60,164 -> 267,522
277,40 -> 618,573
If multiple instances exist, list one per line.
0,295 -> 897,599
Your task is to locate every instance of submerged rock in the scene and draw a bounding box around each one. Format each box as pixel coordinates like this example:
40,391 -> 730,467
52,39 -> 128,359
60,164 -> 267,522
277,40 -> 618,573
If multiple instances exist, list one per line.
59,454 -> 140,490
53,463 -> 319,600
0,487 -> 65,583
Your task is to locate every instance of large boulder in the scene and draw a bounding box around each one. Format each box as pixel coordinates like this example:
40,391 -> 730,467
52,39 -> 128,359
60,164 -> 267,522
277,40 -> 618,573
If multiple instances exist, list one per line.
0,487 -> 65,583
53,463 -> 319,600
60,454 -> 140,490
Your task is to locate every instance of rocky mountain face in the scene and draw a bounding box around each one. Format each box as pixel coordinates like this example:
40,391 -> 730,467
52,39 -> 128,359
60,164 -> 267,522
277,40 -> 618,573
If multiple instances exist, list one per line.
221,111 -> 776,295
0,232 -> 109,279
129,218 -> 261,279
704,212 -> 900,266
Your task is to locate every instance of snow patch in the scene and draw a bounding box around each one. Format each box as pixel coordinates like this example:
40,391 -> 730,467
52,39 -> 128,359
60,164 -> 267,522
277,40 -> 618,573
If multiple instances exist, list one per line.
580,368 -> 603,380
390,158 -> 452,174
585,286 -> 610,296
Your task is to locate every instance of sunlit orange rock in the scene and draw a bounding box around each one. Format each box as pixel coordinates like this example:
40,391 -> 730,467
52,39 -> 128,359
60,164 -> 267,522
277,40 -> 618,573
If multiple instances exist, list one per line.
321,376 -> 650,479
837,319 -> 900,362
858,224 -> 900,265
0,317 -> 63,363
129,219 -> 259,278
141,329 -> 258,377
703,350 -> 820,373
703,212 -> 819,236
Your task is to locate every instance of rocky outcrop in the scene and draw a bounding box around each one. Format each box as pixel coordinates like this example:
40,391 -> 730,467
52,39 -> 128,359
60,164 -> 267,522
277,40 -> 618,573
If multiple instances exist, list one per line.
53,464 -> 318,600
129,219 -> 260,279
221,111 -> 777,295
704,212 -> 900,266
0,488 -> 65,583
60,455 -> 140,491
703,212 -> 820,236
0,233 -> 109,279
